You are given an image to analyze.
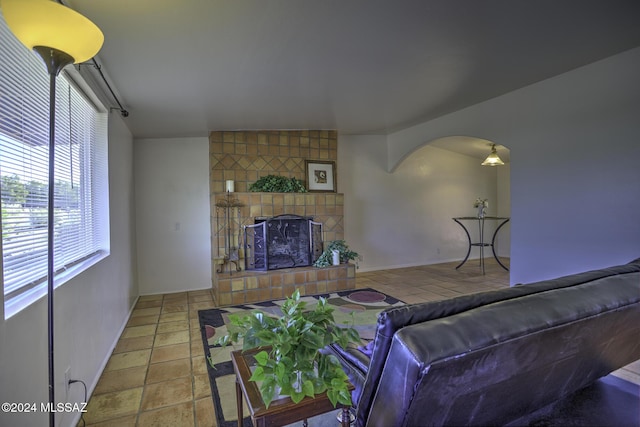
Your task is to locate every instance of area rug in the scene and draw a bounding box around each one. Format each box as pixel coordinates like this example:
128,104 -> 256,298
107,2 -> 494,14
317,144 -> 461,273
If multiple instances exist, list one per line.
198,288 -> 404,427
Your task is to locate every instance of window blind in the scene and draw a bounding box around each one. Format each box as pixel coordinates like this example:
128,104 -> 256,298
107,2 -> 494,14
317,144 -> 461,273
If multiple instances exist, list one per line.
1,14 -> 110,319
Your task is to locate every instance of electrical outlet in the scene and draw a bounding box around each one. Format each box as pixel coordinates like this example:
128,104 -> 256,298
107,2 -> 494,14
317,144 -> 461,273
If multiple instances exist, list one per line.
64,367 -> 71,401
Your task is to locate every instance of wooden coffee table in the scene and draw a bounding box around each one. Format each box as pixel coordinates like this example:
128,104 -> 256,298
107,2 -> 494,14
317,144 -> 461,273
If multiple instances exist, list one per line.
231,348 -> 353,427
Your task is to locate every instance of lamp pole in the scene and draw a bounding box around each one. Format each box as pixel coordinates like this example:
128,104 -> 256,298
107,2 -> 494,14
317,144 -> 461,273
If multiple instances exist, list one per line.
31,45 -> 75,427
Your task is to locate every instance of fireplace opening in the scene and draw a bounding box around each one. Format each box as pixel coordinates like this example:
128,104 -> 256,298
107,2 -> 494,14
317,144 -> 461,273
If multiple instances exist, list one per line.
244,214 -> 323,271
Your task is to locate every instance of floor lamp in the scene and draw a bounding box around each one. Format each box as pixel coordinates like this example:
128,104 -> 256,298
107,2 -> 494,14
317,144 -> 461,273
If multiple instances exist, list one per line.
1,1 -> 103,425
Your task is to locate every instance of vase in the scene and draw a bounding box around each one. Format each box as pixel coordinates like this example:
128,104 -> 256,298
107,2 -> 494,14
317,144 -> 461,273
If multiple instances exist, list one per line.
477,205 -> 485,218
332,250 -> 340,266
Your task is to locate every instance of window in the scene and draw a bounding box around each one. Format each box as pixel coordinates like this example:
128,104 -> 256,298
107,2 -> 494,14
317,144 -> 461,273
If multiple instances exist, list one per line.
1,16 -> 109,319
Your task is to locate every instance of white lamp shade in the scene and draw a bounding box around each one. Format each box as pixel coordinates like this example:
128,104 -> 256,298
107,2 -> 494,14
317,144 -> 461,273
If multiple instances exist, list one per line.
1,0 -> 103,63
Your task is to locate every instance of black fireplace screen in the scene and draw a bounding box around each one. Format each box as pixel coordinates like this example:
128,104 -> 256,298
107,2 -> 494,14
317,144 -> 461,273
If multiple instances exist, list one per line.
244,214 -> 323,270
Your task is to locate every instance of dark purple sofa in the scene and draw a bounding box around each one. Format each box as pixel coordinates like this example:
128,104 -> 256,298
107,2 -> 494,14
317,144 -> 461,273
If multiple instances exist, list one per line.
324,258 -> 640,426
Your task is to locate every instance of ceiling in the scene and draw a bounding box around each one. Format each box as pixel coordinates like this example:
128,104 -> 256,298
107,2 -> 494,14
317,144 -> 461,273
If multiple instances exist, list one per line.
68,0 -> 640,160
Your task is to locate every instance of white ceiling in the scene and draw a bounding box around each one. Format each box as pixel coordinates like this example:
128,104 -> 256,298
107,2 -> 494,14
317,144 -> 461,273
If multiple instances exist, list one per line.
68,0 -> 640,160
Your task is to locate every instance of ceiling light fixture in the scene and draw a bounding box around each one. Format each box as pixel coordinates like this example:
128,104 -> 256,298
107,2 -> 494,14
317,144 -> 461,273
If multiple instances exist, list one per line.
1,1 -> 103,426
481,144 -> 505,166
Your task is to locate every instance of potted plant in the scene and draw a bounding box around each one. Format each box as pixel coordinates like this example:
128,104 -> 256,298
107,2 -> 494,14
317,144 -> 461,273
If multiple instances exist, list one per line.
313,240 -> 360,268
248,174 -> 307,192
215,289 -> 360,408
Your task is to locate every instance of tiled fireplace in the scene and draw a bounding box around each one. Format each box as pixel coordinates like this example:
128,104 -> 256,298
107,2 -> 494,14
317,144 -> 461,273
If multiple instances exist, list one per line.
210,130 -> 355,306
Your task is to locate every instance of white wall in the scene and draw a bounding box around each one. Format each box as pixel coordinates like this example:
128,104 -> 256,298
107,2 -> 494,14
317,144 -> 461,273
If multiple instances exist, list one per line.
385,47 -> 640,284
496,164 -> 511,257
134,138 -> 212,295
339,136 -> 504,271
0,114 -> 137,427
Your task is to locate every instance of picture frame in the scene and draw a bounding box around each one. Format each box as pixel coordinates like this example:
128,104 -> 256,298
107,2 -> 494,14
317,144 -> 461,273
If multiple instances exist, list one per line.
305,160 -> 336,192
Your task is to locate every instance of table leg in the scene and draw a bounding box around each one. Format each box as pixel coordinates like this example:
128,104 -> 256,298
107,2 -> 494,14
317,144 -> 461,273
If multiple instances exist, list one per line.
491,218 -> 510,271
236,378 -> 243,427
340,407 -> 351,427
478,218 -> 485,274
453,218 -> 472,270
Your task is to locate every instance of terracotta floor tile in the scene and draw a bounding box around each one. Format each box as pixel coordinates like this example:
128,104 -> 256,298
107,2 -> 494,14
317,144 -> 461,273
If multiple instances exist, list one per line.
191,355 -> 209,376
138,401 -> 194,427
121,324 -> 157,339
94,366 -> 147,394
190,329 -> 203,343
127,314 -> 160,327
156,319 -> 189,334
164,292 -> 189,302
113,335 -> 155,354
190,318 -> 203,329
135,299 -> 163,309
83,388 -> 143,424
189,294 -> 214,303
131,307 -> 162,318
138,294 -> 163,302
159,312 -> 189,323
191,338 -> 206,355
154,330 -> 190,347
193,373 -> 212,400
189,301 -> 216,311
150,342 -> 191,364
141,377 -> 193,411
146,358 -> 191,384
189,309 -> 203,320
104,349 -> 151,371
195,397 -> 216,427
399,294 -> 432,304
83,414 -> 137,427
162,303 -> 188,313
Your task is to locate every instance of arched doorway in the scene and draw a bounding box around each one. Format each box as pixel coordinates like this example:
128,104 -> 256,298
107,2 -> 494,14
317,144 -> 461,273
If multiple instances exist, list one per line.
394,135 -> 511,275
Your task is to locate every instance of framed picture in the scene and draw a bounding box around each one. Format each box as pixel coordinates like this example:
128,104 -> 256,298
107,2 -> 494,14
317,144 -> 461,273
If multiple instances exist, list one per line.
305,160 -> 336,192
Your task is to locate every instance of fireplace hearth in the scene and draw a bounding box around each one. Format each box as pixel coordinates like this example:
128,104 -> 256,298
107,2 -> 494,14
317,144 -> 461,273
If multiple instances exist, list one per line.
244,214 -> 323,271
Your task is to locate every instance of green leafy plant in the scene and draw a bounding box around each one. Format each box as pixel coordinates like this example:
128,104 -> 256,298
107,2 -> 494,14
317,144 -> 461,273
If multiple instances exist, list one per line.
248,175 -> 307,193
313,240 -> 360,268
215,289 -> 360,408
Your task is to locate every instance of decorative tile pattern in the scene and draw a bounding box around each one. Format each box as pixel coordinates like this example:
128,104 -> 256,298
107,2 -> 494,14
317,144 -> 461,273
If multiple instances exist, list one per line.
210,130 -> 337,192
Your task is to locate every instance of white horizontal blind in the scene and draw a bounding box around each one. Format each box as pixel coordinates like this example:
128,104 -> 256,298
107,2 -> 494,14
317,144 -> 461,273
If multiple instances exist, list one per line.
1,15 -> 109,318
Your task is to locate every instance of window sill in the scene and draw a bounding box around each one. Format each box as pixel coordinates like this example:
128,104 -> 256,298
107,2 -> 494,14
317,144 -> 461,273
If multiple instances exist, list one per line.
4,250 -> 110,320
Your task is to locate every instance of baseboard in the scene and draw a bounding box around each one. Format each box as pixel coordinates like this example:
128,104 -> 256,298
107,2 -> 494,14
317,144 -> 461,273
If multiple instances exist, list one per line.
355,257 -> 466,273
64,295 -> 140,427
138,285 -> 212,297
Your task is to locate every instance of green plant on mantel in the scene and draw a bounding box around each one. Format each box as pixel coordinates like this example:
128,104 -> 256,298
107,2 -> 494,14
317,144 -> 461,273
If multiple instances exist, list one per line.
314,240 -> 360,268
215,289 -> 360,408
248,175 -> 307,192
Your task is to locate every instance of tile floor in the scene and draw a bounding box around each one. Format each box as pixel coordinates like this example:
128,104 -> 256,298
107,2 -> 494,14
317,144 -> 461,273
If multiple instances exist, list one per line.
81,258 -> 640,426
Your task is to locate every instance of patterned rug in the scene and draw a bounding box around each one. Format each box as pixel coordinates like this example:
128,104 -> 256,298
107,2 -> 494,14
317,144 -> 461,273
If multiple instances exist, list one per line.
198,288 -> 404,427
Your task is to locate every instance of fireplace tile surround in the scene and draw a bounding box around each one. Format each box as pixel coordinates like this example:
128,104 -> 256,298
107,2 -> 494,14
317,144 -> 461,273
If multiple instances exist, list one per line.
210,191 -> 352,305
214,264 -> 356,306
210,130 -> 355,306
